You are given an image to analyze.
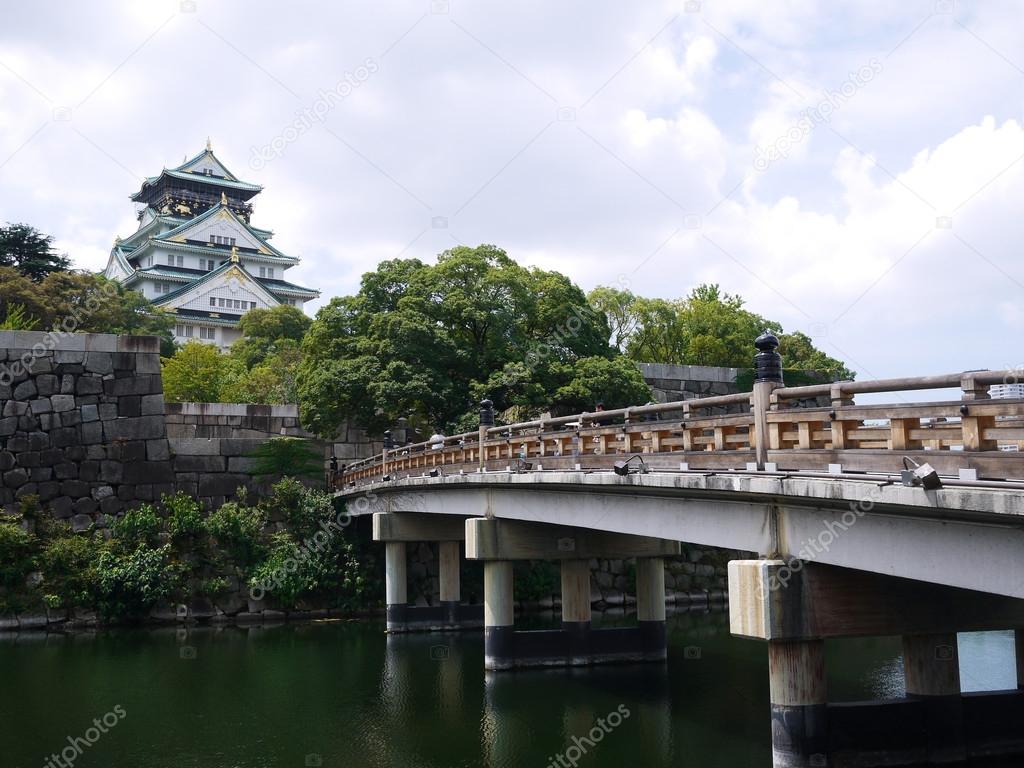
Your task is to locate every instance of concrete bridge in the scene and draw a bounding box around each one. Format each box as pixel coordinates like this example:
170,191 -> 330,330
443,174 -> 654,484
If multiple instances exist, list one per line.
334,334 -> 1024,767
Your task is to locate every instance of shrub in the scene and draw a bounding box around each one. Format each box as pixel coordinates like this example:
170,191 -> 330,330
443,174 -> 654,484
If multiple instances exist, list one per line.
204,502 -> 267,568
0,521 -> 37,591
514,560 -> 559,602
199,576 -> 230,597
264,477 -> 335,540
162,492 -> 204,540
92,543 -> 178,620
39,532 -> 97,609
111,505 -> 160,549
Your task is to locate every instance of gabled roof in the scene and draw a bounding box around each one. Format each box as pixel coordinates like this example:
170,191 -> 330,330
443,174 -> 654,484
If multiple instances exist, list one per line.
152,259 -> 283,309
256,276 -> 319,297
172,147 -> 240,181
155,201 -> 290,259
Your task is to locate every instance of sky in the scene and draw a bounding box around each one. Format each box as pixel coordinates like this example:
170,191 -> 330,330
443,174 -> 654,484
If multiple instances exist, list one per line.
1,0 -> 1022,381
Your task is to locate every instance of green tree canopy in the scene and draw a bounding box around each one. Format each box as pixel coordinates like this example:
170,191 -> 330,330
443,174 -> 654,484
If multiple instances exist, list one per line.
588,283 -> 853,379
298,245 -> 620,436
162,340 -> 227,402
0,268 -> 174,352
0,223 -> 70,280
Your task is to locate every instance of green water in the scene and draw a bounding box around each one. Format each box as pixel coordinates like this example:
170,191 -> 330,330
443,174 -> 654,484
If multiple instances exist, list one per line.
0,612 -> 1015,768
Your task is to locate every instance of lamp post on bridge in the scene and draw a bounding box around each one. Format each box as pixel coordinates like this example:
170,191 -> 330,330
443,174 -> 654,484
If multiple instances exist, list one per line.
479,399 -> 494,472
753,330 -> 783,470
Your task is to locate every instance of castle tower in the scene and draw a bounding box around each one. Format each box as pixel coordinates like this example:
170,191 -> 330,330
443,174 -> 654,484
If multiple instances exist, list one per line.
103,142 -> 319,350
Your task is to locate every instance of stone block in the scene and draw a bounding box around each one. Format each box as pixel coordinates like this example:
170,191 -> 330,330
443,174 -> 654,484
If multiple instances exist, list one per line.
2,400 -> 28,417
16,451 -> 39,468
38,413 -> 59,431
65,445 -> 86,461
75,377 -> 103,396
29,398 -> 52,415
37,480 -> 59,500
0,416 -> 17,437
168,438 -> 221,456
36,374 -> 58,397
38,448 -> 62,466
175,455 -> 226,473
81,421 -> 103,445
136,353 -> 161,374
18,414 -> 38,431
84,351 -> 113,374
145,439 -> 170,461
60,375 -> 75,395
3,468 -> 28,488
103,376 -> 160,397
120,395 -> 141,417
72,498 -> 98,515
60,411 -> 81,428
112,352 -> 136,371
50,394 -> 75,412
61,479 -> 90,497
99,496 -> 122,515
48,495 -> 73,519
51,427 -> 79,448
198,473 -> 250,497
54,350 -> 86,365
227,456 -> 258,473
12,380 -> 36,400
122,461 -> 175,484
29,466 -> 52,482
116,336 -> 159,354
53,462 -> 77,480
135,484 -> 153,501
91,485 -> 114,501
81,403 -> 98,422
103,416 -> 165,442
141,394 -> 164,416
14,482 -> 38,500
6,436 -> 28,453
71,513 -> 93,532
99,461 -> 123,484
98,403 -> 118,422
0,452 -> 14,472
78,461 -> 99,482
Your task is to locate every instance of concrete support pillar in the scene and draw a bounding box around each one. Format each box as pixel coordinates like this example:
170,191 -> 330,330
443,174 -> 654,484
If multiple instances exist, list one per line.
483,560 -> 514,670
1016,629 -> 1024,689
636,556 -> 667,660
768,639 -> 827,768
561,559 -> 592,664
902,633 -> 964,763
385,541 -> 408,633
438,540 -> 461,625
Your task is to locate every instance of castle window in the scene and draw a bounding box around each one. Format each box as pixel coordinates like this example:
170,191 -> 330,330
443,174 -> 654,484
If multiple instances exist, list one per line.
166,255 -> 174,265
199,327 -> 216,340
176,254 -> 184,267
209,297 -> 216,307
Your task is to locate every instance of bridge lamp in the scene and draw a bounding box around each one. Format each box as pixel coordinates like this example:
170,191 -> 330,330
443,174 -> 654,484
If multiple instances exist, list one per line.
900,457 -> 941,490
428,468 -> 442,478
613,455 -> 649,476
382,474 -> 392,482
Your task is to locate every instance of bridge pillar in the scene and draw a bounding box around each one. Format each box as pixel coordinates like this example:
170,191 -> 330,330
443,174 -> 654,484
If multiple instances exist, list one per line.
561,559 -> 592,665
375,512 -> 484,632
484,560 -> 515,670
385,541 -> 408,633
768,639 -> 827,768
439,540 -> 461,625
1016,629 -> 1024,689
467,517 -> 679,669
903,633 -> 965,763
636,556 -> 668,661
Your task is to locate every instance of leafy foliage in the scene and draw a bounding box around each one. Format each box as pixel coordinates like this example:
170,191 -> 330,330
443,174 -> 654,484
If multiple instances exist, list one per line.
111,505 -> 161,549
248,437 -> 323,480
92,544 -> 178,620
588,283 -> 853,380
0,303 -> 39,330
161,340 -> 227,402
163,492 -> 204,540
298,245 -> 615,435
204,502 -> 267,567
0,223 -> 70,280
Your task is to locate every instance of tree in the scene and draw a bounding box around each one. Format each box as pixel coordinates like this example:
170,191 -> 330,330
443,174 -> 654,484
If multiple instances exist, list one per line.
0,223 -> 70,280
230,305 -> 311,368
221,340 -> 304,404
162,341 -> 227,402
0,303 -> 39,330
298,245 -> 613,436
247,437 -> 323,479
588,283 -> 853,379
0,268 -> 174,352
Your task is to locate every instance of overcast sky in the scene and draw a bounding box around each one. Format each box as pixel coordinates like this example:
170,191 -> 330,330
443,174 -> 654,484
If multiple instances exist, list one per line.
1,0 -> 1022,379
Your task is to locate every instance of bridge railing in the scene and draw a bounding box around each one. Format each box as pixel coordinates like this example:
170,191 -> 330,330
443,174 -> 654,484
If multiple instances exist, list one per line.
334,336 -> 1024,489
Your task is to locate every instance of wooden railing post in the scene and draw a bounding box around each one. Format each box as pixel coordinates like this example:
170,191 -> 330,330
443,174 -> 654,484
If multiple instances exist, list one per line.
753,331 -> 784,469
960,375 -> 996,451
479,399 -> 494,471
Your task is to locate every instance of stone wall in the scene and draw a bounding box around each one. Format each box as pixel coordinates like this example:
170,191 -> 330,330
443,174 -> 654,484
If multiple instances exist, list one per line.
0,331 -> 175,529
638,362 -> 744,403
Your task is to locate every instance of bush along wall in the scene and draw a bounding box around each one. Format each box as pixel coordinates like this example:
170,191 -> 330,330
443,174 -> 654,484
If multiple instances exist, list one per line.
0,478 -> 383,629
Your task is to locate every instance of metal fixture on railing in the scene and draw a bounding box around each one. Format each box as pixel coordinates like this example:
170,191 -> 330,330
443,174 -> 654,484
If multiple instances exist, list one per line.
613,455 -> 649,476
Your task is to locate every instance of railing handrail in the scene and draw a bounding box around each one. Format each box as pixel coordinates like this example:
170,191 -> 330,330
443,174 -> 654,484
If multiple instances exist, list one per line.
774,369 -> 1018,400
